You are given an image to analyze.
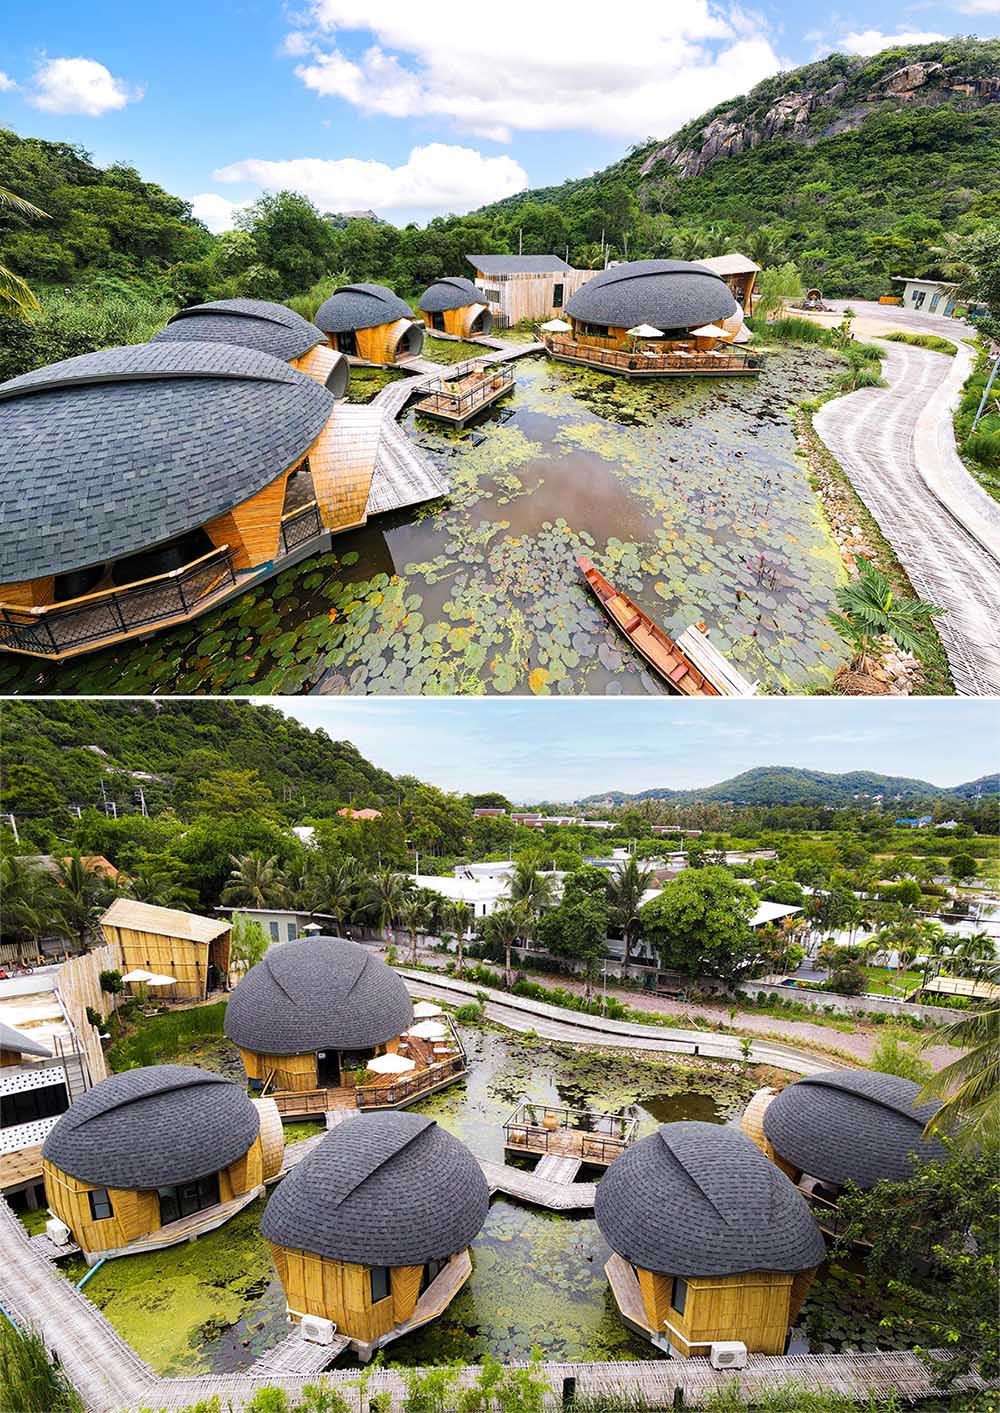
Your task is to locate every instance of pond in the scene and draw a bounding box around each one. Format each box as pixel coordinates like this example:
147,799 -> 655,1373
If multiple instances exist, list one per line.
45,1028 -> 755,1375
0,348 -> 848,697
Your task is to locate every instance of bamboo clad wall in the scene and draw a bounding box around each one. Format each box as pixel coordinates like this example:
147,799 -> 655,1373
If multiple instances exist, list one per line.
440,305 -> 489,338
204,472 -> 291,571
0,574 -> 55,608
354,319 -> 418,366
740,1088 -> 799,1179
253,1098 -> 286,1180
271,1244 -> 455,1341
637,1266 -> 806,1356
98,925 -> 228,1001
56,943 -> 124,1086
291,344 -> 342,390
306,410 -> 373,533
241,1048 -> 318,1092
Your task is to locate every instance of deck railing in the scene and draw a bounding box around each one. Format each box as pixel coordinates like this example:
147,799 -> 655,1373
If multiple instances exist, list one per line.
279,500 -> 324,554
542,334 -> 765,375
0,546 -> 237,657
503,1102 -> 639,1164
355,1053 -> 467,1110
416,360 -> 514,419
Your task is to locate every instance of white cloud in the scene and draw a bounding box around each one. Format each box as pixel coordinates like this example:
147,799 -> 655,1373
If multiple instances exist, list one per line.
837,29 -> 947,55
0,72 -> 17,92
285,2 -> 784,142
211,142 -> 529,219
952,0 -> 1000,9
29,57 -> 143,116
190,193 -> 245,233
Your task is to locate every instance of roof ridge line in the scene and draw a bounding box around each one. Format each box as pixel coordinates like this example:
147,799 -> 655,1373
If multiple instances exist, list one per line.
62,1073 -> 224,1133
804,1073 -> 929,1123
656,1128 -> 736,1228
0,365 -> 297,404
325,1117 -> 434,1212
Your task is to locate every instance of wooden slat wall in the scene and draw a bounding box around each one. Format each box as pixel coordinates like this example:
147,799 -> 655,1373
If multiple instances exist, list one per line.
739,1088 -> 799,1179
271,1245 -> 427,1343
99,926 -> 213,1000
642,1267 -> 802,1356
305,408 -> 375,533
204,473 -> 290,571
355,319 -> 417,366
291,344 -> 339,386
241,1047 -> 318,1092
0,574 -> 55,608
253,1098 -> 286,1180
219,1134 -> 263,1202
441,305 -> 488,338
476,269 -> 594,327
56,942 -> 124,1086
391,1264 -> 423,1325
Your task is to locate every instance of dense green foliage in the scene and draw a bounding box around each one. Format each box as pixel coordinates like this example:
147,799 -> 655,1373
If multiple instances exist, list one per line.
0,1320 -> 83,1413
582,766 -> 998,808
956,340 -> 1000,500
638,866 -> 759,979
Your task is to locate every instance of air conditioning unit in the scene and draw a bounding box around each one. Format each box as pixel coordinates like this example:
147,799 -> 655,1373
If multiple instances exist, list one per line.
45,1217 -> 72,1246
710,1341 -> 747,1370
299,1315 -> 337,1346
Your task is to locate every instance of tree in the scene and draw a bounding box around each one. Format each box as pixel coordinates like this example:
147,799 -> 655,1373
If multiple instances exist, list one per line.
869,1030 -> 932,1083
828,558 -> 941,676
607,857 -> 654,968
482,903 -> 530,988
0,185 -> 49,320
325,859 -> 360,936
949,852 -> 978,882
236,190 -> 337,296
229,912 -> 270,974
399,894 -> 431,965
0,854 -> 63,961
189,768 -> 278,820
443,899 -> 472,978
125,861 -> 197,911
366,869 -> 411,944
508,861 -> 557,954
638,867 -> 758,980
919,988 -> 1000,1148
51,854 -> 120,952
536,892 -> 610,999
222,853 -> 287,909
753,260 -> 802,319
954,220 -> 1000,312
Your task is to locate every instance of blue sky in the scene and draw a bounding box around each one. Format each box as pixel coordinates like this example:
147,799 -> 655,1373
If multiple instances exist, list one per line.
2,1 -> 997,230
265,699 -> 998,800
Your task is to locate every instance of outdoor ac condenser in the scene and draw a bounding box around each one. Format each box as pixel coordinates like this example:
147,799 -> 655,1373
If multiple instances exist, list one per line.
709,1341 -> 748,1370
299,1315 -> 337,1345
45,1217 -> 72,1246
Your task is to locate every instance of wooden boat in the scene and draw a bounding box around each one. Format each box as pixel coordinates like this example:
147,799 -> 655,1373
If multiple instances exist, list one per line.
577,557 -> 719,696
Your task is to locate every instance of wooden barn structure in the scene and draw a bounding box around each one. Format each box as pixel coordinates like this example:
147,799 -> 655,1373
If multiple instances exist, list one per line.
99,898 -> 231,1001
465,254 -> 594,328
595,1122 -> 825,1358
546,259 -> 764,377
417,277 -> 494,338
42,1065 -> 284,1262
315,283 -> 424,365
742,1070 -> 946,1236
151,297 -> 351,397
0,342 -> 378,660
262,1112 -> 489,1357
696,253 -> 760,314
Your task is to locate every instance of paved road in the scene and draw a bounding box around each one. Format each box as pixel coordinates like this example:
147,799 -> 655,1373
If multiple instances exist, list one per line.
811,302 -> 1000,695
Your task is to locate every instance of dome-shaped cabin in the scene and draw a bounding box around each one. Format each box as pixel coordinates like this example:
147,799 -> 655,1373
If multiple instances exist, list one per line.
744,1069 -> 946,1201
595,1121 -> 825,1357
152,298 -> 350,397
224,936 -> 414,1097
417,277 -> 493,338
0,342 -> 340,659
42,1065 -> 283,1261
262,1111 -> 488,1355
315,283 -> 424,364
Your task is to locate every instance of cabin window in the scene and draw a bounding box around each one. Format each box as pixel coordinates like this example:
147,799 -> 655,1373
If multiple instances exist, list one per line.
482,287 -> 501,305
286,922 -> 298,941
337,330 -> 358,355
580,323 -> 611,338
553,283 -> 564,308
370,1265 -> 391,1304
670,1276 -> 687,1316
431,312 -> 446,331
1,1081 -> 69,1129
911,290 -> 926,309
88,1187 -> 113,1222
929,292 -> 941,312
420,1256 -> 448,1293
269,922 -> 279,942
157,1174 -> 220,1225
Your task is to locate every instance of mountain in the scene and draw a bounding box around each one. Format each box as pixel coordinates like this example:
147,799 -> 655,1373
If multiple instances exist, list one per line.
473,38 -> 1000,297
580,769 -> 1000,807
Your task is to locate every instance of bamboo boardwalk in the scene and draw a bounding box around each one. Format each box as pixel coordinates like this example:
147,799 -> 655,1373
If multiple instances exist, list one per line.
247,1329 -> 349,1379
532,1154 -> 583,1184
480,1157 -> 596,1209
813,309 -> 1000,696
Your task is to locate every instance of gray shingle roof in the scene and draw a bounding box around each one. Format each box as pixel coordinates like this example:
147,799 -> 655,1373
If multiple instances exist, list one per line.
594,1121 -> 826,1278
418,277 -> 487,313
261,1112 -> 489,1265
41,1064 -> 259,1189
762,1070 -> 946,1189
564,259 -> 736,331
152,299 -> 325,362
223,936 -> 413,1056
466,254 -> 573,275
0,341 -> 332,583
0,1020 -> 52,1059
315,283 -> 414,334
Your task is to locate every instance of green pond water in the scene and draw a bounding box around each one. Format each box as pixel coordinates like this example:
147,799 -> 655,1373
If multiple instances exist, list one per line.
42,1029 -> 760,1376
2,347 -> 848,696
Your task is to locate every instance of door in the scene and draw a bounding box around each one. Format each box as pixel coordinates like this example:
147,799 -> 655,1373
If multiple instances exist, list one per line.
337,330 -> 358,355
316,1050 -> 341,1086
432,311 -> 445,331
158,1173 -> 220,1225
553,283 -> 564,308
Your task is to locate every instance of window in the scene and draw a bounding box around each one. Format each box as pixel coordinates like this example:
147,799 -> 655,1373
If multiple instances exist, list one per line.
370,1265 -> 391,1304
432,311 -> 446,331
286,922 -> 298,941
1,1081 -> 69,1129
482,287 -> 501,305
911,290 -> 926,309
88,1187 -> 113,1222
553,282 -> 564,308
269,921 -> 279,941
670,1276 -> 687,1316
420,1257 -> 448,1293
581,322 -> 611,338
929,292 -> 941,312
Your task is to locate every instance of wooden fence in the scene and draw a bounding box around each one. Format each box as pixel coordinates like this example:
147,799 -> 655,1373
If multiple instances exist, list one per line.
54,942 -> 123,1086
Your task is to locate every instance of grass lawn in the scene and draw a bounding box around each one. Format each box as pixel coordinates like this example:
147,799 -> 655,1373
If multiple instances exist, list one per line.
861,966 -> 926,996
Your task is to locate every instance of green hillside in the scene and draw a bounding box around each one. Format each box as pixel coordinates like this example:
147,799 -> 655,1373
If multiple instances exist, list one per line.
582,768 -> 999,807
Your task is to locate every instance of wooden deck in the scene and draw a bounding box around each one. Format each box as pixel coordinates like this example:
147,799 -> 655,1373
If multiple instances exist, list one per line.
543,334 -> 765,378
0,1143 -> 44,1192
248,1329 -> 350,1379
504,1125 -> 629,1168
359,1251 -> 473,1358
605,1253 -> 659,1342
88,1185 -> 265,1262
533,1154 -> 582,1184
411,362 -> 514,427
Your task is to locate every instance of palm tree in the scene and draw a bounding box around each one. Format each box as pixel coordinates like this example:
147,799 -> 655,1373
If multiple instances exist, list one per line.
509,861 -> 556,936
0,186 -> 49,320
483,903 -> 529,988
0,855 -> 62,962
607,857 -> 654,968
919,976 -> 1000,1147
367,869 -> 411,945
222,853 -> 287,909
829,558 -> 941,677
126,865 -> 197,911
326,859 -> 360,937
399,894 -> 431,965
51,855 -> 120,953
443,899 -> 472,977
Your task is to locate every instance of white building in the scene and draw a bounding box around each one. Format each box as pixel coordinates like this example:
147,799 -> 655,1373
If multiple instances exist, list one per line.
891,277 -> 960,317
218,906 -> 336,946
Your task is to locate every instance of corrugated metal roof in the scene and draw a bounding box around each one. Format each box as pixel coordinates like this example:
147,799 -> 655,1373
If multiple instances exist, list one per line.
466,254 -> 573,275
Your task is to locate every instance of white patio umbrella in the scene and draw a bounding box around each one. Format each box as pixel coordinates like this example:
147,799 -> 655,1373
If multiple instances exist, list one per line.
121,969 -> 157,984
405,1020 -> 449,1040
540,318 -> 572,332
366,1052 -> 416,1075
144,973 -> 178,987
412,1000 -> 444,1019
627,323 -> 664,338
689,323 -> 728,339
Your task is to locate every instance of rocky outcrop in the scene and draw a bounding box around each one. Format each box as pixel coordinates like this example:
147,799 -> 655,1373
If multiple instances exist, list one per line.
639,63 -> 998,181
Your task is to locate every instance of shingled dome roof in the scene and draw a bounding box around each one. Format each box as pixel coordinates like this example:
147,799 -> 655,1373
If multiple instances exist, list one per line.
418,277 -> 487,313
41,1064 -> 259,1189
564,259 -> 736,331
224,936 -> 413,1055
261,1112 -> 489,1265
315,282 -> 414,334
0,1020 -> 52,1059
762,1070 -> 946,1189
594,1121 -> 826,1278
152,298 -> 326,362
0,341 -> 332,584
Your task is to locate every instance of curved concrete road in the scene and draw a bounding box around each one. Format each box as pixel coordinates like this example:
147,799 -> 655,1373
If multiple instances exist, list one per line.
810,302 -> 1000,695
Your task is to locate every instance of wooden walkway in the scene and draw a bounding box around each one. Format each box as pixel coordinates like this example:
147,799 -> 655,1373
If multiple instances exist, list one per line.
533,1154 -> 583,1184
247,1329 -> 349,1379
479,1157 -> 596,1210
813,314 -> 1000,696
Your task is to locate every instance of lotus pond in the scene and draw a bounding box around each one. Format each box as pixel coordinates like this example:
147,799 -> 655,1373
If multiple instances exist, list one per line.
3,347 -> 849,696
35,1029 -> 761,1375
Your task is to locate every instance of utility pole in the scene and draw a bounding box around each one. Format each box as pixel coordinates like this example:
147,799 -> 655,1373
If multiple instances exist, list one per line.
2,813 -> 18,842
971,349 -> 1000,432
134,785 -> 148,818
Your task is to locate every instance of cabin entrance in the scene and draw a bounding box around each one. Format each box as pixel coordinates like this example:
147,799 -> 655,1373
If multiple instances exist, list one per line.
431,311 -> 446,331
395,323 -> 425,360
316,1050 -> 341,1086
157,1173 -> 219,1224
470,308 -> 493,335
337,330 -> 358,356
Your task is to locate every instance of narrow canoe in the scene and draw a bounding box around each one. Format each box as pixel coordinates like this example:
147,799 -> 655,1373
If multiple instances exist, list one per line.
576,556 -> 720,697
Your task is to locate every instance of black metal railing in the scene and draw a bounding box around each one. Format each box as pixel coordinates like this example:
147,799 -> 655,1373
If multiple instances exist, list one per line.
355,1053 -> 467,1109
503,1102 -> 639,1164
279,500 -> 324,554
416,360 -> 515,419
542,334 -> 766,375
0,546 -> 238,657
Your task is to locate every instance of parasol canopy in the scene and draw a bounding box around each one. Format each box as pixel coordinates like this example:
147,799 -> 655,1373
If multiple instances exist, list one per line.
406,1020 -> 449,1040
366,1051 -> 417,1074
412,1000 -> 444,1019
121,969 -> 156,984
627,323 -> 664,338
690,323 -> 728,339
541,318 -> 572,332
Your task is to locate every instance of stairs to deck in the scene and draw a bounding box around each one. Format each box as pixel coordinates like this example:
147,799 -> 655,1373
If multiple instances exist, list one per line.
533,1154 -> 582,1184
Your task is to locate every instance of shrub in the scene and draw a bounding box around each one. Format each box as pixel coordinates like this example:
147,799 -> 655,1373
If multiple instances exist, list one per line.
99,969 -> 124,995
869,1031 -> 933,1083
107,1000 -> 227,1070
454,1002 -> 483,1022
882,330 -> 957,356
